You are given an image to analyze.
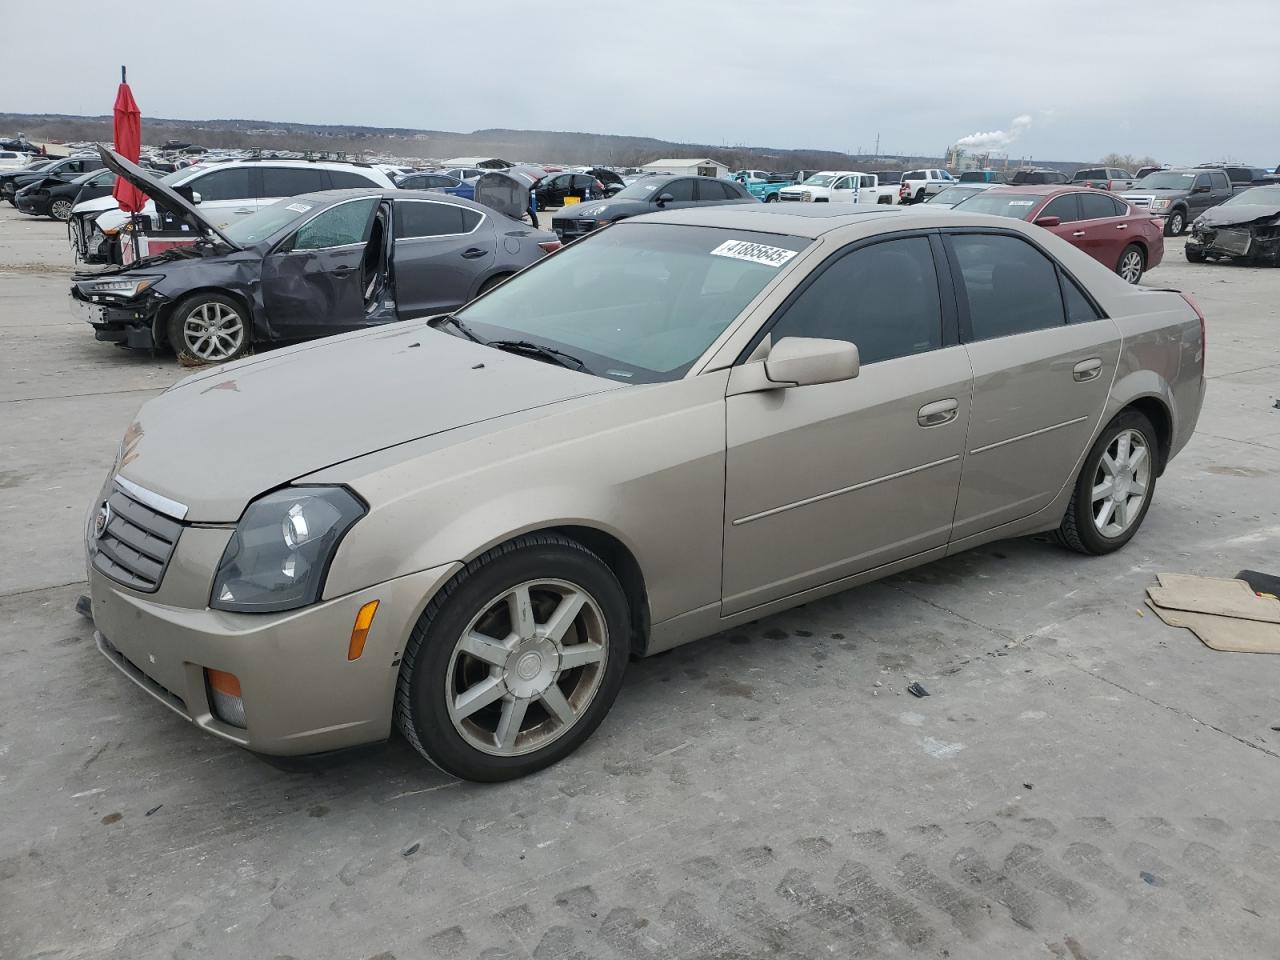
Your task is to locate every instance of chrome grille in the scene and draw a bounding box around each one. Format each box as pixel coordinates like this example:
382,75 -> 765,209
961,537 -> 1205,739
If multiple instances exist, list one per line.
1127,195 -> 1153,208
779,192 -> 804,202
91,487 -> 183,593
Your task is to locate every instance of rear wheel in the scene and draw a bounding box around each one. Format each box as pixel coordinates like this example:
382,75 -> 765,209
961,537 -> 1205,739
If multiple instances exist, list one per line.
914,189 -> 926,204
395,534 -> 630,781
1056,410 -> 1157,555
1164,209 -> 1186,236
165,292 -> 250,365
1116,244 -> 1145,284
477,273 -> 513,297
49,198 -> 73,221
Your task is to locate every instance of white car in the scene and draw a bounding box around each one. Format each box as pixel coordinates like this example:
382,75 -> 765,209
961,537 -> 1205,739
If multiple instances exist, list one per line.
778,171 -> 898,205
0,150 -> 35,169
69,158 -> 396,264
900,169 -> 955,204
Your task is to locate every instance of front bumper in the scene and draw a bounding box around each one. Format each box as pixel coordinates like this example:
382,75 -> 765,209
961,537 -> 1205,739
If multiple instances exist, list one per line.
88,517 -> 461,755
552,217 -> 600,243
14,193 -> 49,216
69,287 -> 163,349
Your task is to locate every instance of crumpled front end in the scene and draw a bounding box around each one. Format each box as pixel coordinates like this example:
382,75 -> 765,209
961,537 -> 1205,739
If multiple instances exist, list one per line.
1188,216 -> 1280,264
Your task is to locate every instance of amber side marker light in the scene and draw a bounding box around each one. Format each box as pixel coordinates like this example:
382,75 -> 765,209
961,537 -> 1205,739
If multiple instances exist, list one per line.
348,600 -> 380,661
205,668 -> 246,728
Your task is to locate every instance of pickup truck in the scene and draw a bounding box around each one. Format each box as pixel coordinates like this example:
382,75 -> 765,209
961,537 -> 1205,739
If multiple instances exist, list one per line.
899,169 -> 954,203
733,170 -> 797,203
778,171 -> 898,205
1122,167 -> 1233,236
1072,167 -> 1135,192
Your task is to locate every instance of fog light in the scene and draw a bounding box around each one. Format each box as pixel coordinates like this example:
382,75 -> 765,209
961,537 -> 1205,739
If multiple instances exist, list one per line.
206,668 -> 247,729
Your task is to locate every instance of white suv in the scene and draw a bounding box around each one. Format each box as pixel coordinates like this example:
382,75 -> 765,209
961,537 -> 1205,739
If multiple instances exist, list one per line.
899,169 -> 954,204
70,159 -> 396,263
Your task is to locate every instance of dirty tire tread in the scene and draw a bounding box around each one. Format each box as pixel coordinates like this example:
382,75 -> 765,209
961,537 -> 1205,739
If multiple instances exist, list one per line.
165,292 -> 250,366
394,533 -> 626,781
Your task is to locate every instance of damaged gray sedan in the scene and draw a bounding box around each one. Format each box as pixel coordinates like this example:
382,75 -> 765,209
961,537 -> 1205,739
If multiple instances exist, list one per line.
1186,185 -> 1280,265
71,150 -> 559,364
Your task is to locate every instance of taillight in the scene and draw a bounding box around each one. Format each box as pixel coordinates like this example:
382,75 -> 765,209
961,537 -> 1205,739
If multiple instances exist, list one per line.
538,240 -> 562,254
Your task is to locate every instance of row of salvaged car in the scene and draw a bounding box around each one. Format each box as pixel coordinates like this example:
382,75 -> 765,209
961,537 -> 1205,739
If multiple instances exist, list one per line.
65,147 -> 1279,368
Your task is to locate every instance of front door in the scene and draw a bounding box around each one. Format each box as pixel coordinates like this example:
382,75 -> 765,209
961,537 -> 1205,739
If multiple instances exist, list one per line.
942,230 -> 1122,541
186,166 -> 258,231
391,198 -> 493,317
261,196 -> 378,340
722,233 -> 971,615
829,176 -> 858,203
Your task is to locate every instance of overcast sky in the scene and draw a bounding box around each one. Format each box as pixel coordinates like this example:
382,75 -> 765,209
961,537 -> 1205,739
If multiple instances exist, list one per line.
5,0 -> 1278,165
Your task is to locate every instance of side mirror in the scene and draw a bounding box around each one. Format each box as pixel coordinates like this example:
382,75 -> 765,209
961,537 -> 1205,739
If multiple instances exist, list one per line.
764,337 -> 860,388
191,191 -> 202,204
1192,185 -> 1210,194
656,193 -> 674,205
1034,215 -> 1061,227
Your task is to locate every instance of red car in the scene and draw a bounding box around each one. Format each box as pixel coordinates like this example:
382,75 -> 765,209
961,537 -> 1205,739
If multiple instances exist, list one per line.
955,185 -> 1164,284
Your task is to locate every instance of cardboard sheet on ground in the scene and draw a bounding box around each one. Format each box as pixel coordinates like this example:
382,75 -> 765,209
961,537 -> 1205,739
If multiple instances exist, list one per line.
1147,573 -> 1280,624
1146,600 -> 1280,654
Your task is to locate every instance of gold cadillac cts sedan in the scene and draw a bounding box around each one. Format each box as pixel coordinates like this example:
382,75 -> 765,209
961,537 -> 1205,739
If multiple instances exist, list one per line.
85,204 -> 1205,781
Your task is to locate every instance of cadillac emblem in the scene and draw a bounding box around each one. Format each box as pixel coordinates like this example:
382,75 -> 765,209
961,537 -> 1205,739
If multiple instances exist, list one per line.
94,502 -> 112,539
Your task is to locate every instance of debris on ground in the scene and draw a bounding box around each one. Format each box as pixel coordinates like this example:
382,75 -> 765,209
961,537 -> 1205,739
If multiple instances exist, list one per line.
75,595 -> 93,621
1146,573 -> 1280,654
907,682 -> 930,698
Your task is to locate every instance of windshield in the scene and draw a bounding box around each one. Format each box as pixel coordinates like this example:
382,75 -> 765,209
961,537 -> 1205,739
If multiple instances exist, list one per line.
952,193 -> 1042,221
610,178 -> 669,200
455,222 -> 812,383
222,198 -> 310,245
930,186 -> 983,205
1133,171 -> 1196,190
1223,185 -> 1280,206
802,174 -> 838,187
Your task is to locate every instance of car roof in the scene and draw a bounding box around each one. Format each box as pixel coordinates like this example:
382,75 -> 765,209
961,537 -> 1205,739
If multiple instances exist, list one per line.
980,184 -> 1078,198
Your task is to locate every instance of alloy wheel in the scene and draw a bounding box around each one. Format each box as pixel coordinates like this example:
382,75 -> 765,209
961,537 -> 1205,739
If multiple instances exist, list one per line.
50,199 -> 72,221
1168,212 -> 1185,235
445,578 -> 608,757
1091,429 -> 1151,538
182,301 -> 245,362
1118,249 -> 1144,284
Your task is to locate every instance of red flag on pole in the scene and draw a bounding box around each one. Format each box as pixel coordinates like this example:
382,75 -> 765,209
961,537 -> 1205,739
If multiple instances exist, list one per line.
111,68 -> 146,213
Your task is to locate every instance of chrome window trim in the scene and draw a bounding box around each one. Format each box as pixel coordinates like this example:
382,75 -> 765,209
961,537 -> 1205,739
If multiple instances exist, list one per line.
113,475 -> 189,521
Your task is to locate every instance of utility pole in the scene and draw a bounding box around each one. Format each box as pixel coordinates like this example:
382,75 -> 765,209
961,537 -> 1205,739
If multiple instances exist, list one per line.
874,132 -> 880,158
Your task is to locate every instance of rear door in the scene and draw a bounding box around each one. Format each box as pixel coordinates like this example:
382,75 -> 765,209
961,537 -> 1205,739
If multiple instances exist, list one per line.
722,232 -> 971,614
943,229 -> 1121,541
260,196 -> 379,339
829,176 -> 858,203
391,198 -> 492,317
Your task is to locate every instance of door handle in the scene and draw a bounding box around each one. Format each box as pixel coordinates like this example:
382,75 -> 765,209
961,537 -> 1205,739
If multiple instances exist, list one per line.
1073,358 -> 1103,382
1071,230 -> 1086,237
461,247 -> 487,259
917,398 -> 959,427
332,265 -> 354,277
1116,223 -> 1128,229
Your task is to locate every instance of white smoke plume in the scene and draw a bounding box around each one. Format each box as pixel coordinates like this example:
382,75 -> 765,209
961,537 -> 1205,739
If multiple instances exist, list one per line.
955,114 -> 1032,150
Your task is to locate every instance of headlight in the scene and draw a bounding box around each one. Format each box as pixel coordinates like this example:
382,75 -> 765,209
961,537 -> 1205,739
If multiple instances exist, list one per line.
1150,199 -> 1171,212
79,275 -> 163,298
210,487 -> 366,613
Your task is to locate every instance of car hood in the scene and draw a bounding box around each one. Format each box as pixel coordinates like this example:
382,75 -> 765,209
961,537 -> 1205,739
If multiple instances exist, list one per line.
96,146 -> 241,249
1195,203 -> 1280,228
114,322 -> 619,522
553,198 -> 650,220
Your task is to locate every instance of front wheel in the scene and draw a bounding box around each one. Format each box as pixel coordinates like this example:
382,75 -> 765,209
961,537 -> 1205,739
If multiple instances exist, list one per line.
49,198 -> 73,221
1056,410 -> 1158,555
165,292 -> 250,365
395,534 -> 631,781
764,193 -> 778,203
1185,245 -> 1206,263
1164,210 -> 1186,236
1116,244 -> 1145,284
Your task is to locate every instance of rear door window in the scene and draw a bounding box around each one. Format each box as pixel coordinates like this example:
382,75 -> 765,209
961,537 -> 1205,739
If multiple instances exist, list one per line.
1210,171 -> 1231,191
394,200 -> 483,238
1079,192 -> 1125,219
947,233 -> 1066,341
261,167 -> 326,197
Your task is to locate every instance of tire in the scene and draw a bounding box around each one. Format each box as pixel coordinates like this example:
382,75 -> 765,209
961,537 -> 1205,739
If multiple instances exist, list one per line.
1185,245 -> 1206,263
765,193 -> 778,203
914,189 -> 926,204
1055,410 -> 1158,555
1116,244 -> 1145,284
395,533 -> 630,782
165,292 -> 250,365
49,198 -> 73,221
1163,209 -> 1186,237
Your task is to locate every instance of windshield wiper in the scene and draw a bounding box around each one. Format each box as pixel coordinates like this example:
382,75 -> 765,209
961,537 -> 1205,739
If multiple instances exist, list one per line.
429,313 -> 487,344
488,339 -> 590,373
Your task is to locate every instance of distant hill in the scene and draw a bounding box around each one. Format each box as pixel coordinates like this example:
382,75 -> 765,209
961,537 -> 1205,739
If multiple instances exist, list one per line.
0,112 -> 1083,173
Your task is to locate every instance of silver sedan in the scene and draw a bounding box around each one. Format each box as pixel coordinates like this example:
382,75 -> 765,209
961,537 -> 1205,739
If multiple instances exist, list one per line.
85,204 -> 1205,781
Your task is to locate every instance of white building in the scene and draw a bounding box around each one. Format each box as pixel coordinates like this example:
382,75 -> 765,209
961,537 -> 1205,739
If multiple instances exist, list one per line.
640,158 -> 730,179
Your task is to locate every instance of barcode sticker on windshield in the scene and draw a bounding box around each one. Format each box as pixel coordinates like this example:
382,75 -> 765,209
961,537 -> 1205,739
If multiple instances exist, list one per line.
285,202 -> 312,213
1008,200 -> 1036,206
711,240 -> 797,267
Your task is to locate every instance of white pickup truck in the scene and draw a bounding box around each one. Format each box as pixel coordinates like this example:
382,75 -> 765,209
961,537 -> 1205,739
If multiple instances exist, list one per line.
777,171 -> 898,205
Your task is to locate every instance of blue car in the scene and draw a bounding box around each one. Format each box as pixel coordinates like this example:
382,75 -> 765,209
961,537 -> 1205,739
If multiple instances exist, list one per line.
396,171 -> 474,202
